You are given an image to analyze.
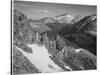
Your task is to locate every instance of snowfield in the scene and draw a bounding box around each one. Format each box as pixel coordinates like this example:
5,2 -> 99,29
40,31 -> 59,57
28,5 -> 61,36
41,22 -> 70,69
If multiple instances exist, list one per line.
15,44 -> 64,73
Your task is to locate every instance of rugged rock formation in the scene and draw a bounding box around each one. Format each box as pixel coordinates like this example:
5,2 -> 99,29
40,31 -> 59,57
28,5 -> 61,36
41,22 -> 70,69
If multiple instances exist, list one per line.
13,46 -> 40,74
59,14 -> 97,55
73,14 -> 97,36
13,10 -> 40,74
39,31 -> 96,70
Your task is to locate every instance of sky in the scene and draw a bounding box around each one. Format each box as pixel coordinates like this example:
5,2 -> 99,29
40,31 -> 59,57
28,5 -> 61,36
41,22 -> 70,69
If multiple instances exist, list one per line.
14,0 -> 97,20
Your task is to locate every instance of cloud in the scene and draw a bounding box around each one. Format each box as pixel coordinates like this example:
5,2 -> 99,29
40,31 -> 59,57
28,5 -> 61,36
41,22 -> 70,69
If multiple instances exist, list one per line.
34,9 -> 49,14
43,10 -> 49,13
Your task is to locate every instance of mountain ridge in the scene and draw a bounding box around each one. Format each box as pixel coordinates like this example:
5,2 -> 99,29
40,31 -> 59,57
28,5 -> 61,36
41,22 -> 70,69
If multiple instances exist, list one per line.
31,13 -> 84,24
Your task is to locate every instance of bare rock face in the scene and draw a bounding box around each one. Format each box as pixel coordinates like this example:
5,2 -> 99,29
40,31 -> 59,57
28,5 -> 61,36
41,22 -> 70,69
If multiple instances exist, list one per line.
13,46 -> 40,74
14,10 -> 36,44
39,31 -> 96,70
13,10 -> 38,53
59,14 -> 97,55
73,14 -> 97,36
13,10 -> 39,74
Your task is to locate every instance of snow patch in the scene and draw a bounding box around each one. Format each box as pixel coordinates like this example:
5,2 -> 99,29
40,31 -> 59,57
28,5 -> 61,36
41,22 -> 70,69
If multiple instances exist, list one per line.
15,44 -> 64,73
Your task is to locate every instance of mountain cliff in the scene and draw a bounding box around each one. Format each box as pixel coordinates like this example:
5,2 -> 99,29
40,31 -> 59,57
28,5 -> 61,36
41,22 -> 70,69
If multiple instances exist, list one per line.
72,14 -> 96,36
59,14 -> 97,55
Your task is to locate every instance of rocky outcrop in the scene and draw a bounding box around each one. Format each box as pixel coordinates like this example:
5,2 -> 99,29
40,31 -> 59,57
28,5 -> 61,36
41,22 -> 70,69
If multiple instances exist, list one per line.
13,46 -> 40,74
39,31 -> 96,70
13,10 -> 40,74
73,14 -> 97,36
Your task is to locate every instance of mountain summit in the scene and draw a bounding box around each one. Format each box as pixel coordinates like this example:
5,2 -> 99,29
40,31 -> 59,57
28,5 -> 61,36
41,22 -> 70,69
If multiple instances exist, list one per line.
54,13 -> 74,23
32,13 -> 76,24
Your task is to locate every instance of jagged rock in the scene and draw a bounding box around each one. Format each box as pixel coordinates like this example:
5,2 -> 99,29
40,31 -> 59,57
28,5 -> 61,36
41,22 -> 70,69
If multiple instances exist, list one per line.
13,46 -> 40,74
59,14 -> 97,55
40,31 -> 96,70
73,14 -> 97,36
71,15 -> 84,24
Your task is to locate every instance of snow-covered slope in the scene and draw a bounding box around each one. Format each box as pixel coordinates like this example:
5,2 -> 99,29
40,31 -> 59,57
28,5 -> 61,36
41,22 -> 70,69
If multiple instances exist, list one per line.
32,13 -> 75,24
15,44 -> 65,73
54,13 -> 74,23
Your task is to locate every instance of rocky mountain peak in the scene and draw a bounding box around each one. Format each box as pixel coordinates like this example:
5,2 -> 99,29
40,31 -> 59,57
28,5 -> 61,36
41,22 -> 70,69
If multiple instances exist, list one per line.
54,13 -> 74,23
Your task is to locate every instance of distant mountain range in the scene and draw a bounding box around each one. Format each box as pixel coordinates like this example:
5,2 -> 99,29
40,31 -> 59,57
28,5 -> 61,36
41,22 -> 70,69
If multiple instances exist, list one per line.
29,13 -> 84,33
54,13 -> 74,23
32,13 -> 83,24
60,14 -> 96,35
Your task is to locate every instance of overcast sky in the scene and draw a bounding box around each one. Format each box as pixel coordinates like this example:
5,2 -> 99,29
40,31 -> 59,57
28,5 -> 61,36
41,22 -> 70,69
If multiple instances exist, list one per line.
14,0 -> 97,20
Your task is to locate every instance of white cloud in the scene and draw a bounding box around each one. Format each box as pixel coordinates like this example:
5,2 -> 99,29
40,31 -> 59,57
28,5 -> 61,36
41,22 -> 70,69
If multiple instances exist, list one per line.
43,9 -> 49,13
35,9 -> 49,14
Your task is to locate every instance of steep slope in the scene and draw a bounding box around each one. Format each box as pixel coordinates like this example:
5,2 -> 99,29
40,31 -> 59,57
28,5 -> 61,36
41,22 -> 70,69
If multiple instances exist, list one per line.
14,30 -> 96,72
13,10 -> 51,74
72,14 -> 97,36
36,31 -> 96,70
59,14 -> 97,55
13,10 -> 40,74
13,46 -> 40,74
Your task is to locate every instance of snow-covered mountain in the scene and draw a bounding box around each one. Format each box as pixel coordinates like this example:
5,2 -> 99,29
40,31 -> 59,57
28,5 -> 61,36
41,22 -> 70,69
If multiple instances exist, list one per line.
71,15 -> 84,24
33,17 -> 57,24
54,13 -> 74,23
32,13 -> 83,24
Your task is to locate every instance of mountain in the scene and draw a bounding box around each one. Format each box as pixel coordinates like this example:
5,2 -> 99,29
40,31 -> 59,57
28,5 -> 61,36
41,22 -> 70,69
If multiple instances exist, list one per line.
13,10 -> 41,74
36,31 -> 96,70
29,19 -> 51,32
73,14 -> 97,36
71,15 -> 84,24
13,10 -> 96,74
34,17 -> 58,24
13,46 -> 40,74
60,14 -> 97,35
32,13 -> 84,33
29,13 -> 85,33
54,13 -> 74,23
33,13 -> 75,24
59,14 -> 97,55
